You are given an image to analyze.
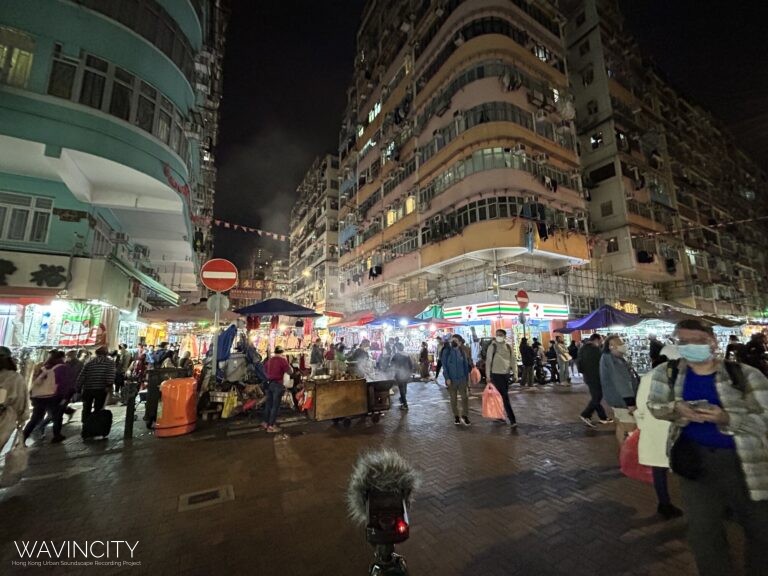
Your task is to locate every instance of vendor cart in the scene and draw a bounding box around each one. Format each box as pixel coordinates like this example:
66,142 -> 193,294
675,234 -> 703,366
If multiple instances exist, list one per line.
303,377 -> 393,427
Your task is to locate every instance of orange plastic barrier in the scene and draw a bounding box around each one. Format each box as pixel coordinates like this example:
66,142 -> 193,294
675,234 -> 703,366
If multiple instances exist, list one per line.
155,377 -> 197,437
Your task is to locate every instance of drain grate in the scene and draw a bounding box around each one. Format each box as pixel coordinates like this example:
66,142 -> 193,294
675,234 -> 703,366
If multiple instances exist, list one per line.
178,485 -> 234,512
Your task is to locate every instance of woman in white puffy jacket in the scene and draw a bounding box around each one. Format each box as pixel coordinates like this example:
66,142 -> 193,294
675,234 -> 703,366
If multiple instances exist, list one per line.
635,344 -> 683,519
0,346 -> 29,450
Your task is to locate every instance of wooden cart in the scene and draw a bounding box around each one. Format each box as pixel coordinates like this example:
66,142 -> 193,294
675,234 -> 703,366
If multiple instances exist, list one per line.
303,377 -> 392,427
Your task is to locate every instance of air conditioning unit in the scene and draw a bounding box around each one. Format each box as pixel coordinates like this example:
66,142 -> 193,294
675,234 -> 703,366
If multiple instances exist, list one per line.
535,108 -> 548,122
111,231 -> 129,244
528,90 -> 545,106
133,244 -> 150,259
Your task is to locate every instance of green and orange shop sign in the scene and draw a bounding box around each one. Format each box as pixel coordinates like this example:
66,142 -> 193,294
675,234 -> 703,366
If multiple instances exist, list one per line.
444,301 -> 569,321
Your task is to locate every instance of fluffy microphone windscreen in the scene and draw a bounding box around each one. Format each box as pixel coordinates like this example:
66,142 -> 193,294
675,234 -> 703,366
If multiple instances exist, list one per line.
347,448 -> 421,525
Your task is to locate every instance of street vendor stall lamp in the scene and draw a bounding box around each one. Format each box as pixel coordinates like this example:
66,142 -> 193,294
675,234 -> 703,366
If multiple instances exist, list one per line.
398,318 -> 409,327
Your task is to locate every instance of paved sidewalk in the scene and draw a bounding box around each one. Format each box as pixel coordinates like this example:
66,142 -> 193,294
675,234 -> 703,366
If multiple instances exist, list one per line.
1,381 -> 731,575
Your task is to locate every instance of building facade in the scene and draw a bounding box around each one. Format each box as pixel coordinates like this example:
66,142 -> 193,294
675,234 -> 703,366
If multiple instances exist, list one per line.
564,0 -> 768,316
336,0 -> 602,318
332,0 -> 767,320
0,0 -> 229,347
288,154 -> 341,312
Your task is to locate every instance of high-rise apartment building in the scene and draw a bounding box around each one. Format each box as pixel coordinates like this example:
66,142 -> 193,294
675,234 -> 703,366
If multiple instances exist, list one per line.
332,0 -> 767,319
0,0 -> 229,346
289,154 -> 340,311
564,0 -> 768,315
336,0 -> 599,316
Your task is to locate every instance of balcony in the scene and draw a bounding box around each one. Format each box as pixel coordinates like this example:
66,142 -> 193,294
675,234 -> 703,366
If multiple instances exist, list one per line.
420,218 -> 588,271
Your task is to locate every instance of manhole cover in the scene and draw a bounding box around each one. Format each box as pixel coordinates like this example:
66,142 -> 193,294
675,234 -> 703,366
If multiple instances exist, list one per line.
178,485 -> 234,512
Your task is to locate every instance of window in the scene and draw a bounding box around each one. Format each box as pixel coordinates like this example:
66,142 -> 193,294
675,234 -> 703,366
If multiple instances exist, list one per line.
79,55 -> 108,109
48,45 -> 78,99
0,26 -> 35,88
0,192 -> 53,243
581,66 -> 594,87
587,99 -> 598,115
615,129 -> 629,152
600,201 -> 613,217
590,162 -> 616,183
368,101 -> 382,124
579,41 -> 591,56
109,67 -> 134,120
47,51 -> 190,157
590,132 -> 604,149
606,237 -> 619,253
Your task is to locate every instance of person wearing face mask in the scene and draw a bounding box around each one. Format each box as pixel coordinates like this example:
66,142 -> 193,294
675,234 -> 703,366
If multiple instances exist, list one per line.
600,335 -> 639,444
648,319 -> 768,576
485,329 -> 518,428
440,336 -> 471,426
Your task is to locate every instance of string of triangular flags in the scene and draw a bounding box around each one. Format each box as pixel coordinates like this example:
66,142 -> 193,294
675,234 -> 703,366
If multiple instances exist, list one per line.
192,215 -> 287,242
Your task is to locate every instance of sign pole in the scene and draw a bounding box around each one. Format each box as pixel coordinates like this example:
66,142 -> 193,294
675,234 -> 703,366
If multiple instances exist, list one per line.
210,291 -> 220,388
199,258 -> 239,389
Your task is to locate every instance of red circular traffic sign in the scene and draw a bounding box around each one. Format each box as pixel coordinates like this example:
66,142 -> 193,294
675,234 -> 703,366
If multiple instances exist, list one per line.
200,258 -> 238,293
515,289 -> 529,309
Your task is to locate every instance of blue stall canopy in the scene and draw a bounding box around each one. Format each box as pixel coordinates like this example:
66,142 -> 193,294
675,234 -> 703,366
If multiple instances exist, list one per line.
234,298 -> 321,317
556,305 -> 643,334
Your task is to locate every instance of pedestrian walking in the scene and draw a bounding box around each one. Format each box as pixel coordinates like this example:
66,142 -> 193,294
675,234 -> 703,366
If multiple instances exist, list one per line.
24,350 -> 73,443
485,329 -> 517,427
418,341 -> 430,379
0,346 -> 29,449
568,339 -> 579,379
390,343 -> 413,411
309,338 -> 324,376
634,343 -> 683,520
554,335 -> 572,386
546,341 -> 560,383
648,334 -> 665,368
648,319 -> 768,575
262,346 -> 293,433
519,337 -> 536,387
578,334 -> 613,427
599,335 -> 639,444
77,346 -> 116,423
441,335 -> 471,426
725,334 -> 744,361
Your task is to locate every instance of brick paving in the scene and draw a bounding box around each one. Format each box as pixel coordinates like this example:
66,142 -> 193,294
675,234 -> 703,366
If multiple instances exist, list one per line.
0,380 -> 730,575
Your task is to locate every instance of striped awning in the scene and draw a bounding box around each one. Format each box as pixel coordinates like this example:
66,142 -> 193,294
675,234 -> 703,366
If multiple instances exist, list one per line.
109,256 -> 180,306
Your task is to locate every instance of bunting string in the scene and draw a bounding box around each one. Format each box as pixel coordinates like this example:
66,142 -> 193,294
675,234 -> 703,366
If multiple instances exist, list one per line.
192,215 -> 288,242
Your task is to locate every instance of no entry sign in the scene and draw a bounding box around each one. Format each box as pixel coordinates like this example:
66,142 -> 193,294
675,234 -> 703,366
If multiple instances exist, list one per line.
515,289 -> 529,310
200,258 -> 238,293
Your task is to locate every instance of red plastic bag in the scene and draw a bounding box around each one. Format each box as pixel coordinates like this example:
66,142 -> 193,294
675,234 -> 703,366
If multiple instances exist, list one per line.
620,429 -> 653,484
469,367 -> 482,385
482,384 -> 505,420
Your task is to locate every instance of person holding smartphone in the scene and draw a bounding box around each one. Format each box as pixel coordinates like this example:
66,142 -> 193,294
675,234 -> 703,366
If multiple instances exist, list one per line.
648,319 -> 768,576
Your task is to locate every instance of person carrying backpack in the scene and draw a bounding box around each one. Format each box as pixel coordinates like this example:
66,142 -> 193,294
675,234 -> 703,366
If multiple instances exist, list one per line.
648,319 -> 768,576
485,329 -> 518,427
23,350 -> 72,443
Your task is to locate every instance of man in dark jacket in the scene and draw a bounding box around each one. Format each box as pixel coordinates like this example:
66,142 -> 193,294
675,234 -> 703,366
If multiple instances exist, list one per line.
519,337 -> 536,387
649,334 -> 665,368
390,343 -> 413,411
577,334 -> 612,428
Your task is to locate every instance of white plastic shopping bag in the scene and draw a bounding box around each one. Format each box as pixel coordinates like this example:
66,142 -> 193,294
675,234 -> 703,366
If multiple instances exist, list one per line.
1,428 -> 28,487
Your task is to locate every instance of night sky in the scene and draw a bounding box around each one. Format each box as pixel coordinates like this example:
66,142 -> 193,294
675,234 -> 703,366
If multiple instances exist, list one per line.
214,0 -> 768,267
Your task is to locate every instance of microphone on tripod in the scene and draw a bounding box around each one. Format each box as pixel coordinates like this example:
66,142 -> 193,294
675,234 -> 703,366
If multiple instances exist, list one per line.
347,449 -> 420,576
